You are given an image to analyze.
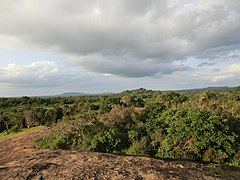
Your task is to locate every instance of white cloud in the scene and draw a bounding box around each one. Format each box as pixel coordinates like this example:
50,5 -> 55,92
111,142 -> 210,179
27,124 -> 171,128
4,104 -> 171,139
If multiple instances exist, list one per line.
0,61 -> 61,85
26,61 -> 58,78
188,60 -> 240,85
3,63 -> 20,76
211,64 -> 240,82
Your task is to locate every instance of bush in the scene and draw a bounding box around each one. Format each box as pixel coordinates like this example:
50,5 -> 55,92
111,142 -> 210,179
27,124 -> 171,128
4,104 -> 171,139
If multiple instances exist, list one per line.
101,105 -> 136,129
125,136 -> 149,155
91,128 -> 129,153
8,125 -> 21,133
156,109 -> 238,163
35,130 -> 76,149
139,102 -> 166,123
229,151 -> 240,167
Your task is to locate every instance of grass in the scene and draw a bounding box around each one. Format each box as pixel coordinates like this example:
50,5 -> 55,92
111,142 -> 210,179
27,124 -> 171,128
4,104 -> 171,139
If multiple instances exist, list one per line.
0,125 -> 47,142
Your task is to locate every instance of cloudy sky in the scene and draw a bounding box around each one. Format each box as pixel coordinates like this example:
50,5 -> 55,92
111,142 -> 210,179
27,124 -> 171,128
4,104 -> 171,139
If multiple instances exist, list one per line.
0,0 -> 240,97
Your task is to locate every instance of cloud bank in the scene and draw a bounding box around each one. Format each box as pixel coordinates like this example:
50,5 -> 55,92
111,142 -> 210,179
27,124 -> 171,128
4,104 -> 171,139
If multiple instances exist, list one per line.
0,0 -> 239,78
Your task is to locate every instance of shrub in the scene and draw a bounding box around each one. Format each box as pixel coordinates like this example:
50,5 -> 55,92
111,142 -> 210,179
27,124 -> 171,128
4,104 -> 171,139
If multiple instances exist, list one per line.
139,102 -> 166,123
34,128 -> 78,149
101,105 -> 136,129
156,109 -> 237,163
91,128 -> 129,153
8,125 -> 21,133
125,136 -> 149,155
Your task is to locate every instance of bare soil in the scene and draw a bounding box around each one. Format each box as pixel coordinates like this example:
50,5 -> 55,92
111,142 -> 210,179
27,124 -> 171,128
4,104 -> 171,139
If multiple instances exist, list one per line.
0,127 -> 239,180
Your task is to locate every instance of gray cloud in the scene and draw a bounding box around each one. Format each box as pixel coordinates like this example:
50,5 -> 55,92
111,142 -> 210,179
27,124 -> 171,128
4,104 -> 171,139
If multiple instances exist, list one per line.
0,60 -> 147,96
198,62 -> 215,67
69,55 -> 190,77
0,0 -> 240,77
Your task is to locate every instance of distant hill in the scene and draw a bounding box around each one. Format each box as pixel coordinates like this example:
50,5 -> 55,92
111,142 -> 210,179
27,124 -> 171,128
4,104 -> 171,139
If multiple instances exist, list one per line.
57,92 -> 114,97
57,92 -> 86,97
171,86 -> 232,92
121,86 -> 234,94
58,86 -> 237,96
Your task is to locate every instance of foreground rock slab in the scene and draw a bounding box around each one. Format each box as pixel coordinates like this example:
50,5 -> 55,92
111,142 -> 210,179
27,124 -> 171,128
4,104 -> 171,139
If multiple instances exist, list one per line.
1,150 -> 240,180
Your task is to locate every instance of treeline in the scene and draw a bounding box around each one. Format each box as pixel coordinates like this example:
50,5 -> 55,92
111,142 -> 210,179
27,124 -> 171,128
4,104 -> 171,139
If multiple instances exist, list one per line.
0,93 -> 145,132
1,87 -> 240,166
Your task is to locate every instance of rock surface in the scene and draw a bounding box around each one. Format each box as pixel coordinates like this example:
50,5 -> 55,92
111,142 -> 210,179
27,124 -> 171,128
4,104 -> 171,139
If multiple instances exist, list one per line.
0,128 -> 240,180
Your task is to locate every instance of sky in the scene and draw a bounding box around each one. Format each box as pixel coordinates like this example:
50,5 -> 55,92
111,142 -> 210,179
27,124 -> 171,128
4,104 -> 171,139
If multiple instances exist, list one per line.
0,0 -> 240,97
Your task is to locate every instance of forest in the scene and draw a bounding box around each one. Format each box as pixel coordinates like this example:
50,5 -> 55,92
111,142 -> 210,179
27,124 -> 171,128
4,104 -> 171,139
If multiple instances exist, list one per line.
0,87 -> 240,167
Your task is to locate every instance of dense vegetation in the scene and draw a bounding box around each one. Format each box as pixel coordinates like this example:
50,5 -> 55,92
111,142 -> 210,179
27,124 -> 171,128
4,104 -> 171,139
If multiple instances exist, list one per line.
1,87 -> 240,166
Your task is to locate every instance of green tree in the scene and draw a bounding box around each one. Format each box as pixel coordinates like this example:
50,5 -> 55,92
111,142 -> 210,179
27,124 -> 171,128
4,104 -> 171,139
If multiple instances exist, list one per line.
157,109 -> 237,163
